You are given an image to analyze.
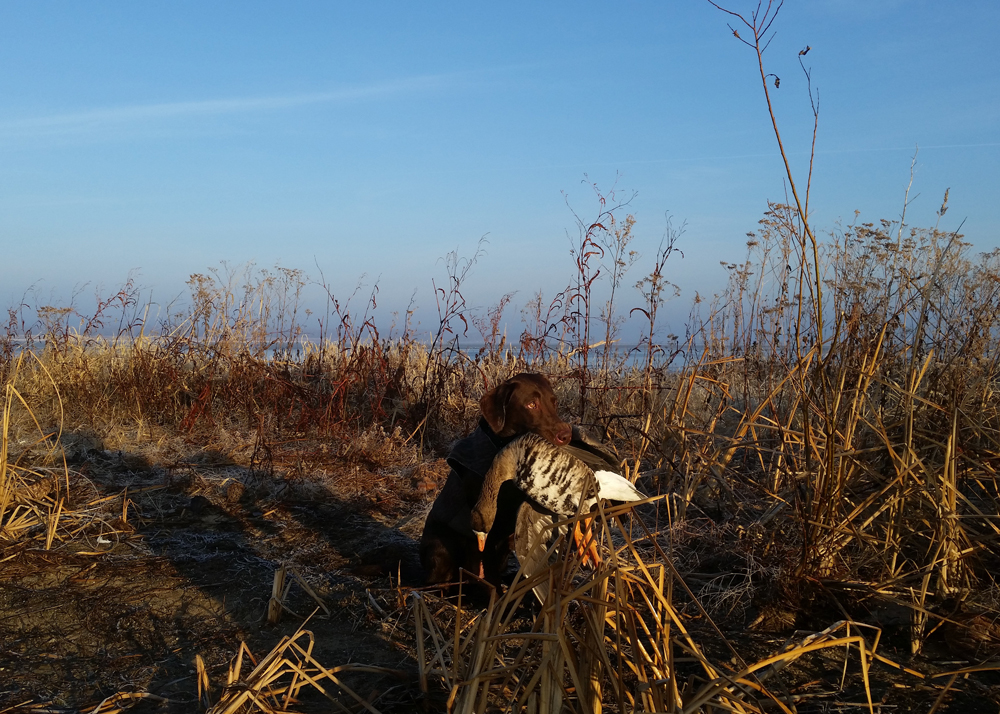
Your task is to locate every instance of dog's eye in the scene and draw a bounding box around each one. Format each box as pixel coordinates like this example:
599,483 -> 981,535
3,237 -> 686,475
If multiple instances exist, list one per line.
526,401 -> 538,410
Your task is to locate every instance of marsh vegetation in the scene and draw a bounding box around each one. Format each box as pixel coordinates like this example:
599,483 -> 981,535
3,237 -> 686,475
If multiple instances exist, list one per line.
3,3 -> 999,712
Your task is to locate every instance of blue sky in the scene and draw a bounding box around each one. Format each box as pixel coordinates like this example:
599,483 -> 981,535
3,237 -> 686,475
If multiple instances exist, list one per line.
2,1 -> 997,340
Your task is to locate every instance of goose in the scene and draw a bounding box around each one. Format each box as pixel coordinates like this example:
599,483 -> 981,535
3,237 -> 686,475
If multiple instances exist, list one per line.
468,433 -> 646,570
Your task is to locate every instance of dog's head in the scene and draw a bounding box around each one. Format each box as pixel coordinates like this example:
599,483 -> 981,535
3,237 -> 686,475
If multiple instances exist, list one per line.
480,373 -> 572,446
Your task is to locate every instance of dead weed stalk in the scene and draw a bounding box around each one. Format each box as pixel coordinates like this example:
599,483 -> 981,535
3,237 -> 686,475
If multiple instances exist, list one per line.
413,501 -> 891,713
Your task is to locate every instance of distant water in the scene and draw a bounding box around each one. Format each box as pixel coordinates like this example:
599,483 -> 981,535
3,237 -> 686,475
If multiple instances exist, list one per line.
5,335 -> 693,371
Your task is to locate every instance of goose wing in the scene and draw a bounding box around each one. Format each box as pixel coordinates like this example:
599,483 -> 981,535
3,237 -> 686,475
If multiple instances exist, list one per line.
565,430 -> 646,502
563,425 -> 621,472
511,434 -> 646,515
510,434 -> 594,517
594,469 -> 646,502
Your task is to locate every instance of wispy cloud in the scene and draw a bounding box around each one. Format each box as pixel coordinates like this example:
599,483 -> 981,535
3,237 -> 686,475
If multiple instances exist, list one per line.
0,74 -> 452,139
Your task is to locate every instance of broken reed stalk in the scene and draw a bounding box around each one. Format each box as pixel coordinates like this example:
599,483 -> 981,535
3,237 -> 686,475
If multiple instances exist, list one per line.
196,654 -> 211,708
266,564 -> 331,624
267,564 -> 287,624
412,498 -> 887,713
206,627 -> 403,714
83,691 -> 170,714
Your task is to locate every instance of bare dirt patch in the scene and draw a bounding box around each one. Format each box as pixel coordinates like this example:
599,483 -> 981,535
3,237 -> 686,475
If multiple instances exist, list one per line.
0,430 -> 450,713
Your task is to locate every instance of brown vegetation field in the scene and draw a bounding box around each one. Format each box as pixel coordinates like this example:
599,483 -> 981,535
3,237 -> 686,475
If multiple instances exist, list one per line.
3,186 -> 1000,714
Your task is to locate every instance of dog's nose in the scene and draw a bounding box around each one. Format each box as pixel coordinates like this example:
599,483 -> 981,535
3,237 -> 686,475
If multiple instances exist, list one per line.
555,426 -> 572,445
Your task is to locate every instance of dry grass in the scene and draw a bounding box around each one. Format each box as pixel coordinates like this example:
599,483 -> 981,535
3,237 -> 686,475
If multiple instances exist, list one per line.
411,497 -> 1000,712
0,353 -> 127,560
3,196 -> 1000,710
201,628 -> 405,714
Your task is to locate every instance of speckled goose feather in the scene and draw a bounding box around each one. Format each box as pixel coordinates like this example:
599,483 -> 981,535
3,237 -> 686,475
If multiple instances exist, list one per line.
502,433 -> 644,516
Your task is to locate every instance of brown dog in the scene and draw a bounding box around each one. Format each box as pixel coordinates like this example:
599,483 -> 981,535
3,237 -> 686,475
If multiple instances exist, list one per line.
419,373 -> 571,586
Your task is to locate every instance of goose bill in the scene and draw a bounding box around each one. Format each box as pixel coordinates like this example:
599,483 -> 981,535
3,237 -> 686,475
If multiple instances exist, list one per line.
475,531 -> 487,578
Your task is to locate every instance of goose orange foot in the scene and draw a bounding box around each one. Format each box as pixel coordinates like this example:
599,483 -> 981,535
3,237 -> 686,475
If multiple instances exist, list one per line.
573,517 -> 602,567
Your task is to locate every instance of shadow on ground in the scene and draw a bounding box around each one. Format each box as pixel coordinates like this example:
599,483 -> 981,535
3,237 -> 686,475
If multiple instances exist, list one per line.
0,434 -> 449,712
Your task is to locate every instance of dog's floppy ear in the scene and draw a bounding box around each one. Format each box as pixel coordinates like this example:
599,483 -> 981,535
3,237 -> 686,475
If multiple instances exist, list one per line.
480,381 -> 515,434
